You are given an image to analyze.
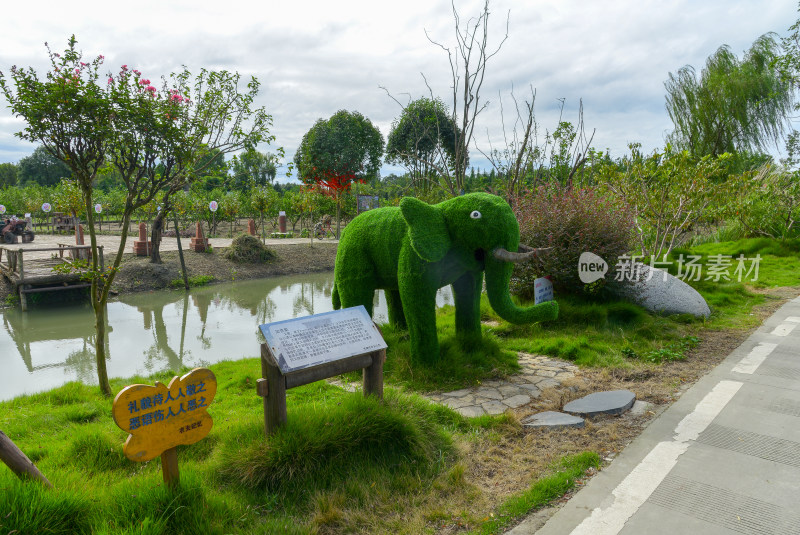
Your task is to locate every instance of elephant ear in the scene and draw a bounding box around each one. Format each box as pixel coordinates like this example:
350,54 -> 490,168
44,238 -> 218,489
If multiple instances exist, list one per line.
400,197 -> 451,262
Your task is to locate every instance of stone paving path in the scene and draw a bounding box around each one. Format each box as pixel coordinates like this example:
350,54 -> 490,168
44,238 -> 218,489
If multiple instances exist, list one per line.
423,353 -> 579,417
330,352 -> 579,417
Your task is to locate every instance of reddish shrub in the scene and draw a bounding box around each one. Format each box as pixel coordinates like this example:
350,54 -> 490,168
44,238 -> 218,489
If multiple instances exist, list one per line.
512,184 -> 635,297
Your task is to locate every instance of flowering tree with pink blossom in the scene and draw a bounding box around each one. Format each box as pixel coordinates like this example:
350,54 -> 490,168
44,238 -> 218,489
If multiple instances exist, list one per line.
0,36 -> 276,396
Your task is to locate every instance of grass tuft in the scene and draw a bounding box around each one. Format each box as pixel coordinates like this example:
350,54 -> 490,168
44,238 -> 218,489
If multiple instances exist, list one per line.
217,389 -> 453,500
472,451 -> 601,534
0,478 -> 93,535
170,274 -> 215,288
381,317 -> 519,391
223,234 -> 276,263
68,429 -> 130,472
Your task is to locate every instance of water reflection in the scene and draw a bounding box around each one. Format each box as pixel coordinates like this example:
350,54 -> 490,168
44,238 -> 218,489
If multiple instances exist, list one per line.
0,272 -> 452,401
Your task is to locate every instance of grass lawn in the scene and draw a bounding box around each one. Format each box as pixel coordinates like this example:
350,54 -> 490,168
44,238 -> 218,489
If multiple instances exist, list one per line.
1,238 -> 797,534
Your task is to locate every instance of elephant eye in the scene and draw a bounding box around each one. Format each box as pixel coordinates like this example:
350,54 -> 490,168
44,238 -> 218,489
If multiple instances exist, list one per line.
470,210 -> 482,219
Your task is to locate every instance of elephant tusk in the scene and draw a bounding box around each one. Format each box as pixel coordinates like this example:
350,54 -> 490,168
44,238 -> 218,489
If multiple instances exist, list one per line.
517,244 -> 552,254
492,246 -> 547,263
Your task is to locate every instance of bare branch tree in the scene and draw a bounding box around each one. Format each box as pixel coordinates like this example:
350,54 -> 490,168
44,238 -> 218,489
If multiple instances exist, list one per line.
381,0 -> 508,197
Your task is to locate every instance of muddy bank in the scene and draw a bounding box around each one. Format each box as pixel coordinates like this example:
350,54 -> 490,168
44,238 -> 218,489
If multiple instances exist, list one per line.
0,242 -> 338,304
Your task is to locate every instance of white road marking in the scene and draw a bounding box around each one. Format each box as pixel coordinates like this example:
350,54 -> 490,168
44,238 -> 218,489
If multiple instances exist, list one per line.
570,380 -> 743,535
732,342 -> 777,375
785,316 -> 800,323
771,322 -> 798,336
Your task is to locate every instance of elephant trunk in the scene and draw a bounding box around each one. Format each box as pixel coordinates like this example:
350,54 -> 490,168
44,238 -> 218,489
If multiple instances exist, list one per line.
485,255 -> 559,325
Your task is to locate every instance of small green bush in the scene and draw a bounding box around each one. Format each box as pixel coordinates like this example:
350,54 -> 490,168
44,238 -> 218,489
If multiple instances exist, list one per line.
512,184 -> 635,297
223,234 -> 276,263
170,274 -> 214,288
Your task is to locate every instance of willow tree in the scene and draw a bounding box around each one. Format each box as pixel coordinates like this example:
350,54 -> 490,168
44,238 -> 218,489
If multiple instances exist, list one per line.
665,34 -> 794,158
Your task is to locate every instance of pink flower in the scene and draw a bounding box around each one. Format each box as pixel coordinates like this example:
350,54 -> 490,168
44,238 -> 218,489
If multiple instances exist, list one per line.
99,55 -> 104,60
107,76 -> 113,84
121,64 -> 128,71
133,69 -> 141,76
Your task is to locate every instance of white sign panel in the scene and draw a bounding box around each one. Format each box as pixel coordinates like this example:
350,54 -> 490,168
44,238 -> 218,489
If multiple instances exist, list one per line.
534,277 -> 554,305
260,306 -> 387,374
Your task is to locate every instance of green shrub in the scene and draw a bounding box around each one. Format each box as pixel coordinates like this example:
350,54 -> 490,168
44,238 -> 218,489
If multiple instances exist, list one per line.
512,184 -> 635,297
728,165 -> 800,240
223,234 -> 276,263
169,274 -> 214,288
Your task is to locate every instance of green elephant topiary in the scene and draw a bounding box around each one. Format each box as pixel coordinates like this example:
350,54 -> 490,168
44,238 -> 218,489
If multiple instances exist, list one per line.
332,192 -> 558,363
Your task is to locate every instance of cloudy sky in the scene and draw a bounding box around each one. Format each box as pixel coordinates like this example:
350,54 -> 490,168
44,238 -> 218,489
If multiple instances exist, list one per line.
0,0 -> 797,181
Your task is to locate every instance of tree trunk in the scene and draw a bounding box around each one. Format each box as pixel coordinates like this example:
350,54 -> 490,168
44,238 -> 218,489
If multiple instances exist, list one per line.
93,301 -> 112,397
174,213 -> 189,290
336,194 -> 341,239
150,210 -> 165,264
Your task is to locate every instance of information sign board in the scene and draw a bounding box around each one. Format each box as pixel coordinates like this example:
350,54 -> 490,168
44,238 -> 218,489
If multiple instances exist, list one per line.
0,205 -> 5,215
41,203 -> 51,213
534,277 -> 554,305
260,306 -> 387,374
112,368 -> 216,462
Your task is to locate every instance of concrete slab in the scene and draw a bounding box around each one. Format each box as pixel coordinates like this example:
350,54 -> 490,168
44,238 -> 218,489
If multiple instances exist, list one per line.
522,411 -> 585,429
507,293 -> 800,535
563,390 -> 636,416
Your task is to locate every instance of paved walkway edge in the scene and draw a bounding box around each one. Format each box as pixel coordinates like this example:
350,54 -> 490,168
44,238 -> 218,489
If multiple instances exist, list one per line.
509,294 -> 800,535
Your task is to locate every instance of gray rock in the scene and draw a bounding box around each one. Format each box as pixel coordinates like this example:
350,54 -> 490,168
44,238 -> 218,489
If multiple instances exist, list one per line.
629,400 -> 654,416
499,384 -> 524,396
611,263 -> 710,318
563,390 -> 636,416
535,378 -> 561,390
456,405 -> 485,417
442,397 -> 473,409
482,400 -> 508,415
502,394 -> 531,408
475,388 -> 504,400
443,388 -> 473,398
522,411 -> 585,429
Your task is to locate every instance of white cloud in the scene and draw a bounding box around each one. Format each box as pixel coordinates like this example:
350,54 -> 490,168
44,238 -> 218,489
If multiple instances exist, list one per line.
0,0 -> 797,180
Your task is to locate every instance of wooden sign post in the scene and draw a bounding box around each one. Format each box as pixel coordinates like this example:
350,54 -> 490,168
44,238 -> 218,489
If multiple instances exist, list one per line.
257,306 -> 388,436
112,368 -> 217,488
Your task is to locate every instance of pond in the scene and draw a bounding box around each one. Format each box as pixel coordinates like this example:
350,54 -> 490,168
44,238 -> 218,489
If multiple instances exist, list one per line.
0,272 -> 454,401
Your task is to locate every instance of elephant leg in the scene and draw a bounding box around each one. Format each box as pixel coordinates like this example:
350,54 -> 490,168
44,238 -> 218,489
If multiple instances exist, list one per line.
452,271 -> 483,336
400,282 -> 438,363
336,279 -> 377,317
385,289 -> 407,329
